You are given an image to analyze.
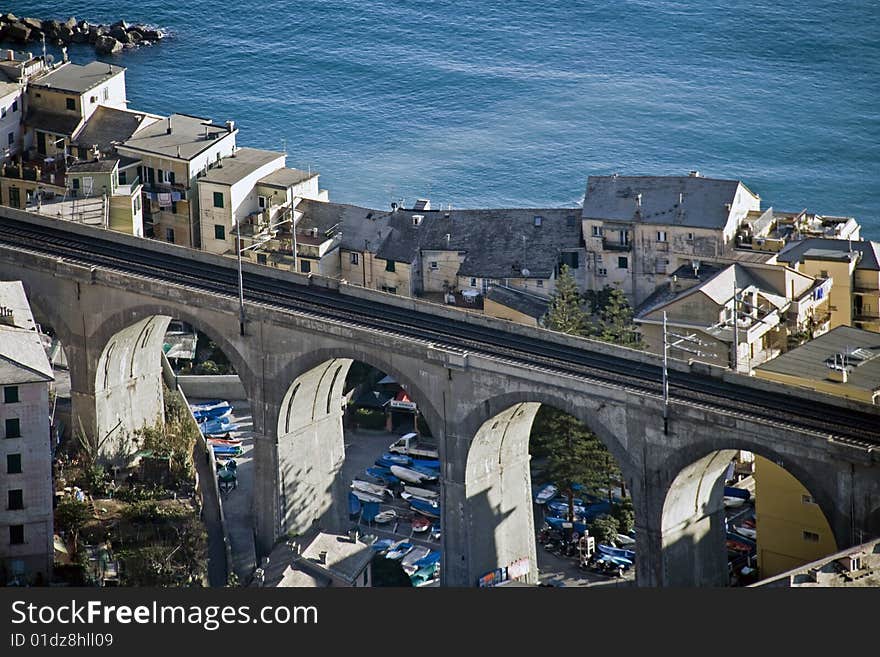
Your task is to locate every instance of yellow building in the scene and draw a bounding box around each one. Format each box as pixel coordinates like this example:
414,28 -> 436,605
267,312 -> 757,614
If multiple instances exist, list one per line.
754,456 -> 837,578
774,238 -> 880,332
483,285 -> 549,327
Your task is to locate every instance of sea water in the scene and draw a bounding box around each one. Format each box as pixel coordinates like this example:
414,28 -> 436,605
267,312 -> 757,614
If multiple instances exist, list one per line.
9,0 -> 880,237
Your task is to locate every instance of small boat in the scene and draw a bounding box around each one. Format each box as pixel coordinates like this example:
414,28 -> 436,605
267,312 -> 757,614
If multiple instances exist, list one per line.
401,491 -> 437,505
534,483 -> 558,505
411,516 -> 431,533
408,497 -> 440,519
401,546 -> 432,574
351,480 -> 392,499
413,550 -> 441,569
211,444 -> 242,456
597,544 -> 635,563
407,465 -> 439,481
724,486 -> 751,502
410,562 -> 440,586
391,465 -> 432,484
385,541 -> 414,560
207,436 -> 242,446
366,467 -> 401,486
410,458 -> 440,471
733,525 -> 757,540
403,485 -> 438,500
350,489 -> 384,504
200,417 -> 239,435
373,509 -> 398,524
371,538 -> 395,552
615,533 -> 636,547
193,406 -> 232,421
348,492 -> 362,517
375,457 -> 405,469
379,453 -> 412,466
190,400 -> 230,413
723,496 -> 746,509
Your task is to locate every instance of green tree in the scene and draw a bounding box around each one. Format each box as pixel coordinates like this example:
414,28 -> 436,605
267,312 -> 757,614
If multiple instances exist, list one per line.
56,498 -> 92,553
542,264 -> 589,336
592,286 -> 641,347
612,498 -> 635,535
590,513 -> 620,546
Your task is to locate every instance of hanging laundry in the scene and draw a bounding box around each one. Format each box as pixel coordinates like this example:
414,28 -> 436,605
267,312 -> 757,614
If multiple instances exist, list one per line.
158,192 -> 172,207
170,191 -> 182,202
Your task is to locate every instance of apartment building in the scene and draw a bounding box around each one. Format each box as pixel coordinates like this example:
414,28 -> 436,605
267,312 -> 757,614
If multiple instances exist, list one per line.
636,261 -> 831,372
736,207 -> 860,253
582,172 -> 761,305
117,114 -> 238,247
0,80 -> 22,162
0,281 -> 54,585
772,238 -> 880,333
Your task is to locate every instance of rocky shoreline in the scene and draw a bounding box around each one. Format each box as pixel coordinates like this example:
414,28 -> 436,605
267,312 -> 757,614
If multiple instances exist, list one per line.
0,13 -> 165,55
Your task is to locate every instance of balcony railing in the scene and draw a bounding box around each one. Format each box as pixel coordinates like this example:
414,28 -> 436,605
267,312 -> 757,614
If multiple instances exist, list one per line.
602,238 -> 632,252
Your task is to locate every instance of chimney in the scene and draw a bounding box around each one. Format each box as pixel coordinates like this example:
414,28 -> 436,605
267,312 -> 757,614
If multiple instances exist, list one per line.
679,192 -> 684,204
0,306 -> 14,327
166,117 -> 172,135
204,125 -> 209,140
226,120 -> 235,133
635,193 -> 642,208
318,550 -> 327,565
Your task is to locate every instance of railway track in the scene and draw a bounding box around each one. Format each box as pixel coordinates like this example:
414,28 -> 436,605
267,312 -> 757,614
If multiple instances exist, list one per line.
0,216 -> 878,447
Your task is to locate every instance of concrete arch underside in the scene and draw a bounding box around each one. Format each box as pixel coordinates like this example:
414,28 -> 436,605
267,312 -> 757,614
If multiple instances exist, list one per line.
659,443 -> 839,587
460,391 -> 636,587
268,349 -> 444,544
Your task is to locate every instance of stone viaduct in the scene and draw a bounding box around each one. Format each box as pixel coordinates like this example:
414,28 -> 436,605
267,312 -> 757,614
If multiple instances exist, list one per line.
1,208 -> 878,586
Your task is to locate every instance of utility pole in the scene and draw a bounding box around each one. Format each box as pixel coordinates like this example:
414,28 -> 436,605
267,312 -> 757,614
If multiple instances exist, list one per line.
662,310 -> 717,435
732,280 -> 739,372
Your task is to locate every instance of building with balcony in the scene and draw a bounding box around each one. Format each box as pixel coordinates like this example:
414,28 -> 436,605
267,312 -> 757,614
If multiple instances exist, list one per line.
117,114 -> 238,247
635,261 -> 831,372
0,80 -> 23,162
0,281 -> 55,585
736,207 -> 861,253
582,172 -> 761,305
750,537 -> 880,588
773,238 -> 880,333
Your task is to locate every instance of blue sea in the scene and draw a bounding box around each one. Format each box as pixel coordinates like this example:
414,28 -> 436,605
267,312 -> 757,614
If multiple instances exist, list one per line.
9,1 -> 880,238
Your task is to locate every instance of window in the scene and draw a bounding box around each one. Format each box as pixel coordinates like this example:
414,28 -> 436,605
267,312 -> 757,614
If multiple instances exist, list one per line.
470,278 -> 477,287
165,228 -> 175,243
430,261 -> 438,270
256,253 -> 267,265
258,196 -> 267,209
412,215 -> 423,226
7,454 -> 21,474
66,97 -> 76,111
102,87 -> 109,101
619,231 -> 629,245
1,106 -> 5,118
592,225 -> 603,237
168,171 -> 175,184
4,386 -> 19,403
133,195 -> 140,213
11,99 -> 17,112
533,215 -> 543,227
213,191 -> 224,208
566,215 -> 576,227
802,531 -> 819,543
7,132 -> 12,146
8,489 -> 23,510
214,225 -> 226,240
118,170 -> 127,185
8,186 -> 20,208
300,260 -> 311,273
385,260 -> 396,273
363,570 -> 368,586
350,252 -> 359,265
9,525 -> 24,545
381,285 -> 397,294
802,494 -> 815,505
657,231 -> 667,242
72,178 -> 80,190
598,267 -> 608,277
171,201 -> 178,214
618,256 -> 628,269
536,279 -> 543,288
686,232 -> 694,241
820,270 -> 829,279
5,418 -> 21,438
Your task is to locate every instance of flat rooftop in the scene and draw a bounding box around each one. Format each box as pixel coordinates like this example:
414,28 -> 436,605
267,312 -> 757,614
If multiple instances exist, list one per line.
120,113 -> 234,161
199,147 -> 284,186
754,325 -> 880,395
31,61 -> 125,94
0,281 -> 54,384
258,167 -> 317,189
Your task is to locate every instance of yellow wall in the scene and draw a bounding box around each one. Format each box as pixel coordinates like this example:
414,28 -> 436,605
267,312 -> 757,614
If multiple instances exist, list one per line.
422,250 -> 463,293
370,257 -> 411,295
795,258 -> 855,330
755,456 -> 837,578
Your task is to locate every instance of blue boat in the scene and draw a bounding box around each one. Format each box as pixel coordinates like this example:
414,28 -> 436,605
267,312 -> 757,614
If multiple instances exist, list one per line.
410,458 -> 440,471
348,492 -> 362,518
407,464 -> 439,480
724,486 -> 750,501
413,551 -> 441,568
430,523 -> 441,541
544,516 -> 589,535
190,400 -> 229,412
598,544 -> 635,562
193,406 -> 233,421
375,457 -> 406,469
409,497 -> 440,519
211,444 -> 242,456
547,499 -> 588,519
371,538 -> 395,552
366,467 -> 401,485
379,453 -> 412,466
200,419 -> 240,436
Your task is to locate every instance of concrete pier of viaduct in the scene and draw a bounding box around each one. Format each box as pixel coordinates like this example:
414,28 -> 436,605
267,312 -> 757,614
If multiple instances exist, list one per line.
1,207 -> 878,587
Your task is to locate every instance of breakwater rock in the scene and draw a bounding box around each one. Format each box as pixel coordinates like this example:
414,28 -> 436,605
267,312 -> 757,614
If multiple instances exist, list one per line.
0,13 -> 165,55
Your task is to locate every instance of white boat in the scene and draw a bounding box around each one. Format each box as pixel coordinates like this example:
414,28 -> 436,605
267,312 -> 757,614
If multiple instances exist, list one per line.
733,525 -> 757,540
535,483 -> 558,505
351,480 -> 392,499
615,533 -> 636,547
385,541 -> 414,560
403,485 -> 438,499
401,546 -> 432,575
373,509 -> 397,524
351,489 -> 384,504
401,491 -> 437,506
723,496 -> 746,509
391,465 -> 431,484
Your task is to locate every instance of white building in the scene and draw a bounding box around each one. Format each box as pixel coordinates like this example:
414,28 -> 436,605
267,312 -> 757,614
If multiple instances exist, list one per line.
0,80 -> 23,162
0,281 -> 54,585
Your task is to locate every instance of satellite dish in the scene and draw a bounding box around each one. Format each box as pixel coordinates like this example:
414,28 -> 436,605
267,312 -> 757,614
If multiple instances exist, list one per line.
521,268 -> 530,277
46,54 -> 55,63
